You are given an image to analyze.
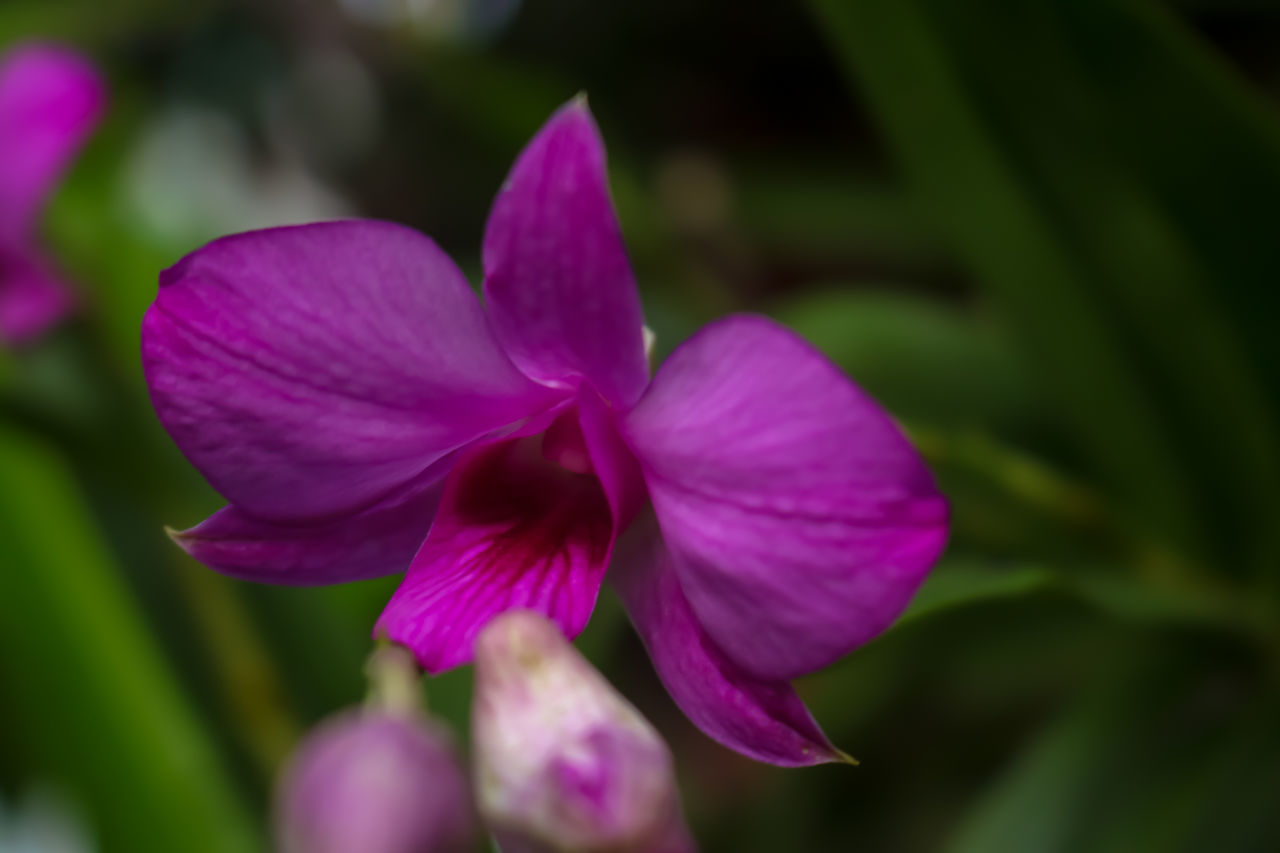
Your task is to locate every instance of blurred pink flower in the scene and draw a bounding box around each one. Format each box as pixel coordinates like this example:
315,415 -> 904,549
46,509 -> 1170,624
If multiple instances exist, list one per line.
0,44 -> 104,344
143,98 -> 949,766
276,708 -> 475,853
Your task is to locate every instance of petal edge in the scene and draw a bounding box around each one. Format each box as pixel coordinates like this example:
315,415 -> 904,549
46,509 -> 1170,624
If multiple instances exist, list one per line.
173,477 -> 444,585
610,517 -> 845,768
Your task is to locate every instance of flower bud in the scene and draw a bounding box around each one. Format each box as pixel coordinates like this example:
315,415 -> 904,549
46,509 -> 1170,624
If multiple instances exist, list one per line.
276,708 -> 475,853
473,610 -> 694,852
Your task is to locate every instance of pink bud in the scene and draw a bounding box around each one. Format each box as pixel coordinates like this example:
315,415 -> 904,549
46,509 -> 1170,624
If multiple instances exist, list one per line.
473,610 -> 695,852
276,709 -> 475,853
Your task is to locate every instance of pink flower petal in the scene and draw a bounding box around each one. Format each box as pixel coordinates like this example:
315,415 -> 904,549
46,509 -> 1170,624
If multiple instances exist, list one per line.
142,221 -> 561,522
0,44 -> 104,239
482,99 -> 649,407
0,245 -> 74,344
172,476 -> 444,585
622,315 -> 949,682
578,386 -> 648,532
376,436 -> 615,673
610,517 -> 844,767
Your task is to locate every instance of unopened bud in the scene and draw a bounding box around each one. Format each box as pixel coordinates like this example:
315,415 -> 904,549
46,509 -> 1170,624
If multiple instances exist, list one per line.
473,610 -> 694,852
276,708 -> 475,853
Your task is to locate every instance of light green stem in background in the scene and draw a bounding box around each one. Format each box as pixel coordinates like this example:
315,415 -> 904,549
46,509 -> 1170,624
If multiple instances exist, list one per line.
0,425 -> 259,853
174,558 -> 302,780
909,424 -> 1108,539
365,643 -> 426,718
908,423 -> 1280,653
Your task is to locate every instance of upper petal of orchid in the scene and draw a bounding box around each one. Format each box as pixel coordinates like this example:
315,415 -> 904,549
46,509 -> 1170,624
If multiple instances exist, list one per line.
482,99 -> 649,407
375,435 -> 615,673
172,475 -> 444,585
0,245 -> 74,344
621,314 -> 949,682
610,516 -> 846,767
142,221 -> 561,522
0,44 -> 104,239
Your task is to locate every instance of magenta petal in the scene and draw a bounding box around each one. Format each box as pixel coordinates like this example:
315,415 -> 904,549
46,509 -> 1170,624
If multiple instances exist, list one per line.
142,221 -> 560,522
0,44 -> 104,238
172,477 -> 444,585
610,518 -> 844,767
482,99 -> 649,407
578,386 -> 648,532
376,437 -> 615,673
622,314 -> 949,681
0,246 -> 74,343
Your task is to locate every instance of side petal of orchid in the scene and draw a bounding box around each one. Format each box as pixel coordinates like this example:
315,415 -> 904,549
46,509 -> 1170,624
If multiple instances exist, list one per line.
142,220 -> 561,523
171,477 -> 444,585
610,517 -> 846,767
621,314 -> 949,682
0,247 -> 74,344
376,437 -> 614,673
0,44 -> 104,238
482,98 -> 649,407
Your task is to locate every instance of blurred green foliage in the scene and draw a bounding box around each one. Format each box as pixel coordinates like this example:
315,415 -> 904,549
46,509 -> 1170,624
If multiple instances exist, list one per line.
2,0 -> 1280,850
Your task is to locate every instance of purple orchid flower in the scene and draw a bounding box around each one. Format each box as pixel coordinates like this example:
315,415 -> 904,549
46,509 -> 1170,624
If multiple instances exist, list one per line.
0,44 -> 104,344
143,98 -> 949,767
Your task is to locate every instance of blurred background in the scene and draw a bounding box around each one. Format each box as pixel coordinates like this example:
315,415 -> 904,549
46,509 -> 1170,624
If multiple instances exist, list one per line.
3,0 -> 1280,850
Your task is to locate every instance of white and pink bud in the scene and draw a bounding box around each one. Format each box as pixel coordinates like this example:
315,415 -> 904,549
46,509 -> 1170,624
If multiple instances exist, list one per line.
472,610 -> 694,853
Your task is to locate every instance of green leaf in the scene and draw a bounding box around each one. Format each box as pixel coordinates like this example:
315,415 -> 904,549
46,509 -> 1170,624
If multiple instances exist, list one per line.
946,648 -> 1280,853
898,563 -> 1062,629
771,290 -> 1038,433
0,0 -> 194,45
911,427 -> 1123,561
0,425 -> 259,853
898,560 -> 1264,642
809,0 -> 1280,579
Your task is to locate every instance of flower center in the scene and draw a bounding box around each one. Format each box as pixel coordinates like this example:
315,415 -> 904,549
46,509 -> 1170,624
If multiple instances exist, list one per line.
541,409 -> 594,475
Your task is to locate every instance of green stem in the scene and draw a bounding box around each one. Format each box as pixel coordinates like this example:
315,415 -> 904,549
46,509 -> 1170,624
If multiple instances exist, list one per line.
365,643 -> 426,718
175,560 -> 301,780
910,423 -> 1280,653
